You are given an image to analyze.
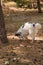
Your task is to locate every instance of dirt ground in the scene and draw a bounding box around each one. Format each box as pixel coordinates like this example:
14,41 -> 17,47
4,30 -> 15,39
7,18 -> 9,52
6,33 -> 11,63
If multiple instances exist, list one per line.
0,3 -> 43,65
0,38 -> 43,65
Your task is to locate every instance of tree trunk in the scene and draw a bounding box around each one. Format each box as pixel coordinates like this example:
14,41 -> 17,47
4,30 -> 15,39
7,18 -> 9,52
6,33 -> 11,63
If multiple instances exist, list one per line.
37,0 -> 42,13
0,1 -> 8,43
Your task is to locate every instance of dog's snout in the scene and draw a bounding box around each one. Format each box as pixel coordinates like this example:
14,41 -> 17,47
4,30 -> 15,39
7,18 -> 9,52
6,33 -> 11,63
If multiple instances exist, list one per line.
15,33 -> 21,36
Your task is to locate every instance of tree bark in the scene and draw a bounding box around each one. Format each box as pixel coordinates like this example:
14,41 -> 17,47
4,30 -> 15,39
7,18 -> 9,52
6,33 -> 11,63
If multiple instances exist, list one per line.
37,0 -> 42,13
0,1 -> 8,43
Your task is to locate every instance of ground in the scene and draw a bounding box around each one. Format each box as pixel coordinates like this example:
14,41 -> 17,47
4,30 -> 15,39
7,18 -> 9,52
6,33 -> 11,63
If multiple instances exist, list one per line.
0,2 -> 43,65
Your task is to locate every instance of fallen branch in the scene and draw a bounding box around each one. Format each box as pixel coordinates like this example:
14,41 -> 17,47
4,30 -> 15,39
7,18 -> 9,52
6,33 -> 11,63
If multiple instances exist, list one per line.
7,35 -> 43,41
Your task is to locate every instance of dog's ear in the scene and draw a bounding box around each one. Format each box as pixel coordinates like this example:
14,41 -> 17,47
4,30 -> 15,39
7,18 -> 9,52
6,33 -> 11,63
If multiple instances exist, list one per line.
22,25 -> 24,28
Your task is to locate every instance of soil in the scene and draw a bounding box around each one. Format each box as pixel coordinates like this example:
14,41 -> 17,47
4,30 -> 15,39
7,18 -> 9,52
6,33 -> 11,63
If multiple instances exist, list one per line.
0,2 -> 43,65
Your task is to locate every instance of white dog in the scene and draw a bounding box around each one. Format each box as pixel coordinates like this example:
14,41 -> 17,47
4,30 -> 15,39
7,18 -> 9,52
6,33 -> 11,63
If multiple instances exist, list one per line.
15,22 -> 41,42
